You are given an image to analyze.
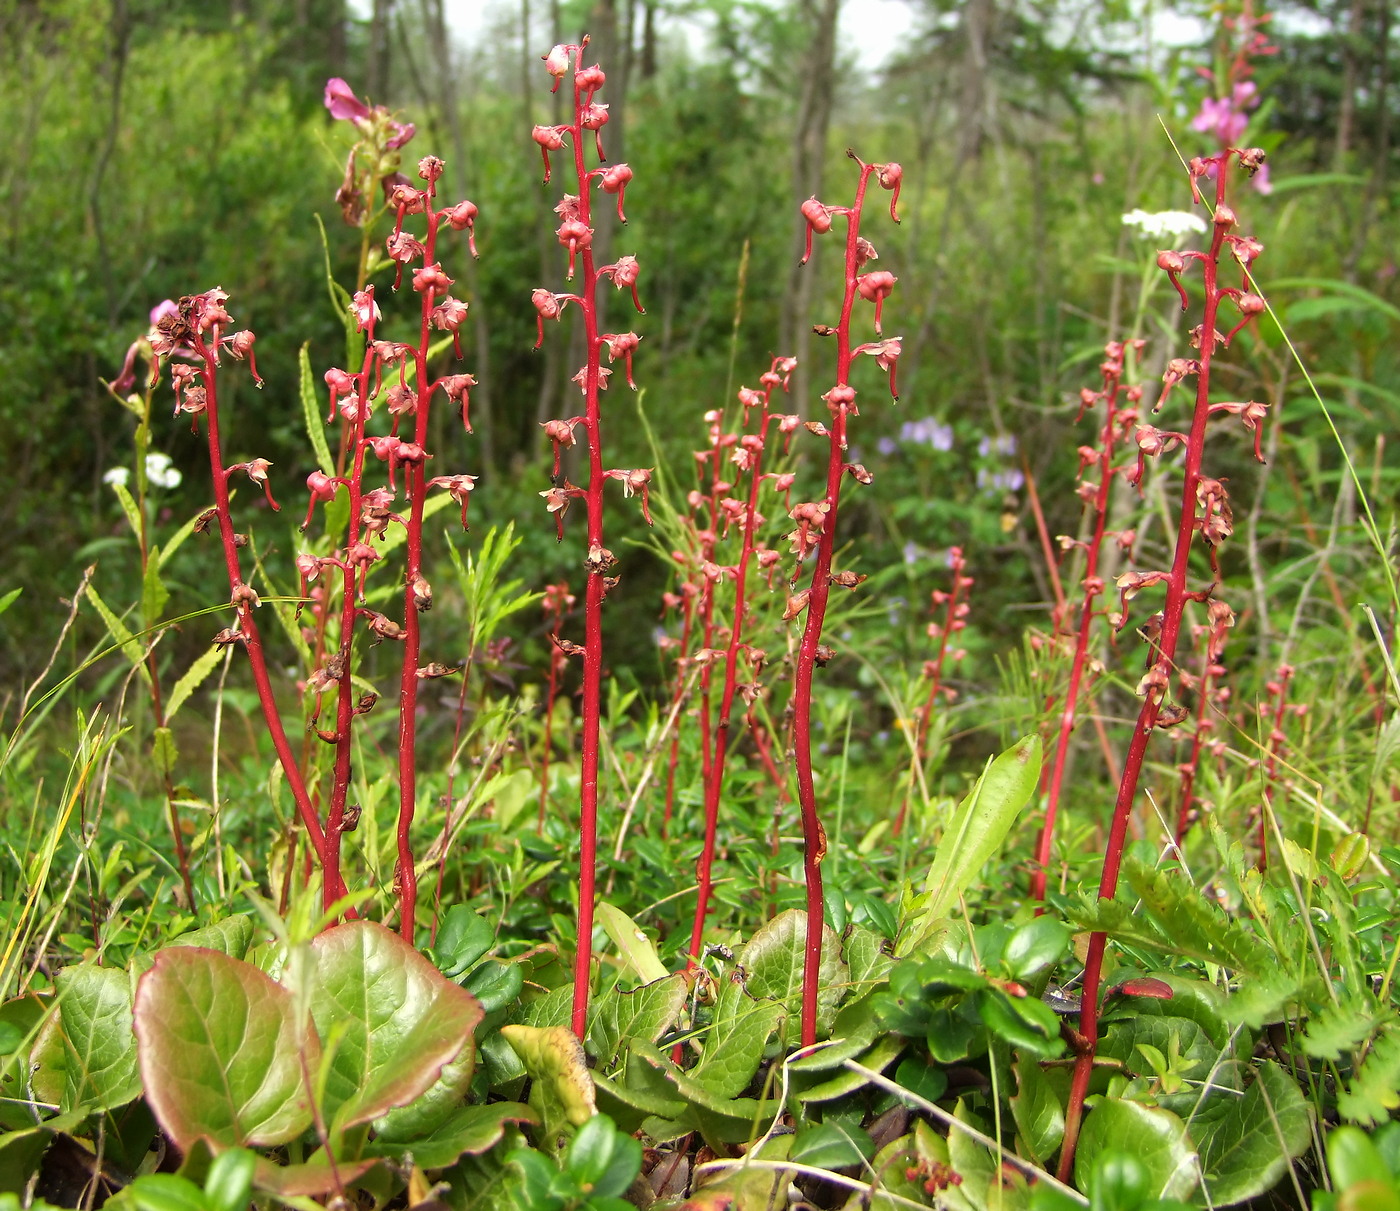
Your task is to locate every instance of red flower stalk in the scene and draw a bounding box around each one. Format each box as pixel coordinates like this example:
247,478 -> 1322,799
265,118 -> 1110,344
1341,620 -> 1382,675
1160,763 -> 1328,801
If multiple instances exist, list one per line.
530,38 -> 647,1039
159,291 -> 348,909
1173,600 -> 1235,842
1254,661 -> 1301,869
1057,147 -> 1271,1179
538,582 -> 576,830
688,357 -> 795,964
892,548 -> 974,841
790,151 -> 901,1047
1029,344 -> 1141,902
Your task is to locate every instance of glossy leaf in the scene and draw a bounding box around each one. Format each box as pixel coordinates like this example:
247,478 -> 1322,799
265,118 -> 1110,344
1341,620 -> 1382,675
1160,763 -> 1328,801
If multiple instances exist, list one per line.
790,1121 -> 875,1169
369,1101 -> 537,1169
563,1113 -> 642,1200
740,910 -> 847,1034
587,973 -> 689,1071
306,919 -> 483,1131
51,964 -> 141,1113
134,947 -> 315,1149
168,917 -> 255,960
1196,1061 -> 1311,1205
1010,1056 -> 1064,1164
1074,1097 -> 1196,1201
430,906 -> 494,980
692,981 -> 784,1099
906,735 -> 1041,950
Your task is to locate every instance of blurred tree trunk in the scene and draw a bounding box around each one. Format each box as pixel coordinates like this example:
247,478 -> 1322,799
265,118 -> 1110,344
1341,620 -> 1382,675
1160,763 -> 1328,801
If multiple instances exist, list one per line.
1334,0 -> 1364,168
418,0 -> 496,467
369,0 -> 395,100
779,0 -> 840,413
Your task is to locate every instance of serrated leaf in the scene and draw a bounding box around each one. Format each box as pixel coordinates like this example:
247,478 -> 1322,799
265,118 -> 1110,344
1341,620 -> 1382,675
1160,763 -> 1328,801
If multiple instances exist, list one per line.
141,553 -> 169,629
52,965 -> 141,1113
155,507 -> 204,571
152,728 -> 177,780
110,482 -> 144,541
740,909 -> 846,1034
168,917 -> 255,960
306,920 -> 483,1132
1070,859 -> 1273,977
1075,1098 -> 1196,1201
84,583 -> 149,677
299,342 -> 335,476
1339,1029 -> 1400,1125
165,645 -> 226,722
596,902 -> 668,985
134,947 -> 316,1149
1196,1060 -> 1311,1206
587,974 -> 689,1071
1301,997 -> 1382,1060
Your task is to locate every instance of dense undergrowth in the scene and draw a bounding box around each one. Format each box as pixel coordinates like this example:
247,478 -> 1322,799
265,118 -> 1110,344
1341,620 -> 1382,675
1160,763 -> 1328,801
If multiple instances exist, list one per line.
2,6 -> 1400,1211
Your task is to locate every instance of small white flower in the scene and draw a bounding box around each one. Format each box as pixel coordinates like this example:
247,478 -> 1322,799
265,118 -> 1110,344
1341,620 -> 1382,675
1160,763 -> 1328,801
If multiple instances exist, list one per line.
145,452 -> 182,490
1121,208 -> 1209,241
103,466 -> 131,487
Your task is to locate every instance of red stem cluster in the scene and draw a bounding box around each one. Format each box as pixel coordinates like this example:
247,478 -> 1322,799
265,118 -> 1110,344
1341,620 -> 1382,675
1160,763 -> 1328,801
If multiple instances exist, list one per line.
1029,343 -> 1142,902
790,151 -> 902,1046
1057,146 -> 1272,1178
687,358 -> 797,964
532,37 -> 647,1039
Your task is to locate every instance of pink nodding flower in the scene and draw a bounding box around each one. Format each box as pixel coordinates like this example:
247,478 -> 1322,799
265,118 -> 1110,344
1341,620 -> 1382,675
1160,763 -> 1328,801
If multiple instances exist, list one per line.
324,77 -> 372,122
857,271 -> 897,334
351,288 -> 380,332
800,197 -> 834,264
533,124 -> 568,182
442,200 -> 479,257
542,44 -> 572,88
600,163 -> 633,222
876,162 -> 903,221
600,255 -> 644,313
227,330 -> 262,387
601,331 -> 641,388
428,474 -> 479,529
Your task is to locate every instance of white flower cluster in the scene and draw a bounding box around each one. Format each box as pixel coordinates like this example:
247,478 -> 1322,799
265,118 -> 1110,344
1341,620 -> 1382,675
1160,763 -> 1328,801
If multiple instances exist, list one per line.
1121,208 -> 1209,241
104,452 -> 183,491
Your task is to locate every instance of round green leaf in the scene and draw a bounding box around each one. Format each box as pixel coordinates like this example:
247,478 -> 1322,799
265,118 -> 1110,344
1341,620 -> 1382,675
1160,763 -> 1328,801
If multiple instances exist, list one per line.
134,947 -> 316,1150
1075,1098 -> 1197,1202
307,919 -> 484,1131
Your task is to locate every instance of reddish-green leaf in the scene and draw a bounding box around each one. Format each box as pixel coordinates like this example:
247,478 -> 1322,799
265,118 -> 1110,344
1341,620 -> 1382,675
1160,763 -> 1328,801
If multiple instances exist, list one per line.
306,920 -> 483,1132
134,947 -> 316,1150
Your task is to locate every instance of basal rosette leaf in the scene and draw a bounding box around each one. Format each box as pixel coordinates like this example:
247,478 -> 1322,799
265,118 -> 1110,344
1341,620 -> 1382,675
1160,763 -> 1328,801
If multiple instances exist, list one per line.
305,920 -> 484,1132
134,947 -> 316,1150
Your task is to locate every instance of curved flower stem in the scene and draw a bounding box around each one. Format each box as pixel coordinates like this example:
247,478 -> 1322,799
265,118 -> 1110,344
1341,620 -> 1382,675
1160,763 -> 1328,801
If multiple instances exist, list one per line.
791,157 -> 878,1047
1058,152 -> 1246,1180
187,308 -> 344,904
689,364 -> 788,963
394,188 -> 444,940
1030,347 -> 1136,902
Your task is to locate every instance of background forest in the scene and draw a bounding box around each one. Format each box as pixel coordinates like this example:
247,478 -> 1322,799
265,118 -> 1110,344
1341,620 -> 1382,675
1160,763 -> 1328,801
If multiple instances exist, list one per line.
3,0 -> 1400,1207
3,0 -> 1393,688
